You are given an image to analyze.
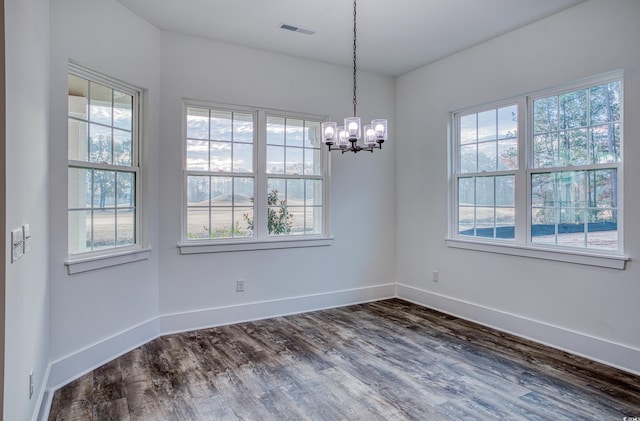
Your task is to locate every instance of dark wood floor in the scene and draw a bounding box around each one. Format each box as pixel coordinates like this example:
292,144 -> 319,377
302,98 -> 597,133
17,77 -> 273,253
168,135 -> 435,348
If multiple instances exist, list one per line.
49,299 -> 640,420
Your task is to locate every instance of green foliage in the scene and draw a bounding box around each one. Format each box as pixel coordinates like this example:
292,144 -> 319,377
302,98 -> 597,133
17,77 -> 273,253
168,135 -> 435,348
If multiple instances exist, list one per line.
243,189 -> 293,235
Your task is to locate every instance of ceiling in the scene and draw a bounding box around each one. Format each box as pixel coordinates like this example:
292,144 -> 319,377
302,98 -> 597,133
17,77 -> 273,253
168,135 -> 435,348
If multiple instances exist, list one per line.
115,0 -> 585,77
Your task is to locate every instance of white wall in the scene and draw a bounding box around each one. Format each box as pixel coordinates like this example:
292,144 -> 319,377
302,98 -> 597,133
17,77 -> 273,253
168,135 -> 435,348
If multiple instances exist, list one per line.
396,0 -> 640,372
48,0 -> 161,372
4,0 -> 50,419
157,32 -> 396,320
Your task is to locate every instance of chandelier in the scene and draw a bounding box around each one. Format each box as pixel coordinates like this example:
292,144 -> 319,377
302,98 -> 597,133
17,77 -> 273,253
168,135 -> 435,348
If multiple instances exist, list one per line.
321,0 -> 388,153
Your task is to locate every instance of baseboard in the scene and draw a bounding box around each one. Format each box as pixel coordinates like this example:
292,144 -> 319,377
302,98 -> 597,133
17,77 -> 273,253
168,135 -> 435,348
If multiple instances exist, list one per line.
396,283 -> 640,376
45,283 -> 396,400
46,316 -> 161,392
160,284 -> 397,335
33,364 -> 52,421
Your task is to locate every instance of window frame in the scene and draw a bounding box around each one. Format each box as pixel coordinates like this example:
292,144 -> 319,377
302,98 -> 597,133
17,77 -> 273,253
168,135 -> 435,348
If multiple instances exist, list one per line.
179,100 -> 333,254
65,63 -> 149,274
448,71 -> 629,270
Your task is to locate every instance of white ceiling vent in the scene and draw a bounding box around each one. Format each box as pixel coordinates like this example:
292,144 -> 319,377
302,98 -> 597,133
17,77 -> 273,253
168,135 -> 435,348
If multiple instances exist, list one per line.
279,23 -> 315,35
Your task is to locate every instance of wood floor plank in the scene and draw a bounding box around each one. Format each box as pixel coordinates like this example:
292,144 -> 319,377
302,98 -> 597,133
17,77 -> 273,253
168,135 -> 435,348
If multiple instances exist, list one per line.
49,299 -> 640,420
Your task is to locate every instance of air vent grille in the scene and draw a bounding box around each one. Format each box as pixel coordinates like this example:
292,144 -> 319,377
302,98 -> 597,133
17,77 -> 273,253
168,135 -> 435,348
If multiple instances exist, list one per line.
279,23 -> 315,35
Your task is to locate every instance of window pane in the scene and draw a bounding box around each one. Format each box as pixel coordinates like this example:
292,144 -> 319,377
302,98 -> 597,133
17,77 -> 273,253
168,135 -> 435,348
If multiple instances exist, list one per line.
533,133 -> 557,168
286,179 -> 304,204
234,177 -> 254,200
210,177 -> 232,206
68,119 -> 88,161
460,144 -> 477,173
458,206 -> 474,236
116,172 -> 135,207
497,105 -> 517,139
285,147 -> 303,175
186,139 -> 209,171
89,123 -> 112,164
186,208 -> 209,239
306,121 -> 321,148
233,142 -> 253,173
68,167 -> 92,208
113,91 -> 132,131
304,148 -> 322,175
267,117 -> 285,145
187,107 -> 209,140
460,114 -> 476,144
68,210 -> 91,254
477,141 -> 497,172
68,74 -> 88,119
116,209 -> 135,246
458,178 -> 474,206
93,209 -> 116,249
209,141 -> 232,172
187,176 -> 210,206
590,81 -> 621,125
210,110 -> 231,141
286,119 -> 304,147
268,178 -> 286,202
588,169 -> 617,209
210,207 -> 233,238
93,170 -> 116,208
497,138 -> 517,170
559,90 -> 587,129
559,129 -> 587,166
305,207 -> 322,234
557,171 -> 585,208
533,96 -> 558,134
496,208 -> 515,239
267,145 -> 285,174
557,208 -> 586,247
531,173 -> 555,207
475,207 -> 495,238
495,176 -> 514,207
268,206 -> 290,236
531,208 -> 556,245
587,209 -> 617,250
113,129 -> 132,166
591,124 -> 620,163
305,180 -> 322,206
234,208 -> 253,237
477,110 -> 496,141
89,82 -> 112,126
475,177 -> 494,206
233,113 -> 253,143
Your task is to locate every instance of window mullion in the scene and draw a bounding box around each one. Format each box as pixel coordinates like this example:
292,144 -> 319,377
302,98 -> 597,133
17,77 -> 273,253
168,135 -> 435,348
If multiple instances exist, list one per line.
255,110 -> 268,238
517,97 -> 529,244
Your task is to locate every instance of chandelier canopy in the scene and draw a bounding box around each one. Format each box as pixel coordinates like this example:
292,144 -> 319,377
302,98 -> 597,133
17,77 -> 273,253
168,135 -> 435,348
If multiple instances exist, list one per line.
321,0 -> 388,153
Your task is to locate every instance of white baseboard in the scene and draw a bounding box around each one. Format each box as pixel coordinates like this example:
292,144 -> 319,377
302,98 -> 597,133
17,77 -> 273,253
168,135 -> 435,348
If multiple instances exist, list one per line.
396,283 -> 640,376
160,284 -> 396,335
46,317 -> 161,392
44,283 -> 396,400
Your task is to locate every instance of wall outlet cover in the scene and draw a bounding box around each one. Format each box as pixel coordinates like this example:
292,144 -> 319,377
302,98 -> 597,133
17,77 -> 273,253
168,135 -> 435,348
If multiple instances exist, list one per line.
11,228 -> 24,263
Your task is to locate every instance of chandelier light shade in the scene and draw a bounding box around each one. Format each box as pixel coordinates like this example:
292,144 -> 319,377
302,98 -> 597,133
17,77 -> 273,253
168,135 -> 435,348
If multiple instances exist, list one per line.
321,0 -> 388,153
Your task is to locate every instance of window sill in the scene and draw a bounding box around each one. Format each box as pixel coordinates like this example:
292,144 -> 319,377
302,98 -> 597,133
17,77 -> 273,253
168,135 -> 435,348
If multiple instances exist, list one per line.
445,237 -> 629,270
178,236 -> 334,254
65,247 -> 152,274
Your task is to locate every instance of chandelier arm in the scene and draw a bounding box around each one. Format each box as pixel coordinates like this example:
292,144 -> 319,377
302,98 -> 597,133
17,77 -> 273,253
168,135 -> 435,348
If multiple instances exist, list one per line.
352,0 -> 357,117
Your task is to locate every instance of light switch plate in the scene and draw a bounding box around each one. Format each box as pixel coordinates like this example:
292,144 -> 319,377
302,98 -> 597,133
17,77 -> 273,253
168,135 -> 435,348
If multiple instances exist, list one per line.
22,224 -> 31,253
11,228 -> 24,263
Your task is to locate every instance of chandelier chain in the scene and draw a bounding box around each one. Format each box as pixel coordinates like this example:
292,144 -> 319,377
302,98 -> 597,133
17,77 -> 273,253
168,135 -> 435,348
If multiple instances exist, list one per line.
352,0 -> 357,116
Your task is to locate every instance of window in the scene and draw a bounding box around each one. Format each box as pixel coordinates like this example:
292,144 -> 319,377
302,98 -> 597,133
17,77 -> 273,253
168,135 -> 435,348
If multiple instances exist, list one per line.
182,102 -> 329,251
67,65 -> 141,257
450,72 -> 625,266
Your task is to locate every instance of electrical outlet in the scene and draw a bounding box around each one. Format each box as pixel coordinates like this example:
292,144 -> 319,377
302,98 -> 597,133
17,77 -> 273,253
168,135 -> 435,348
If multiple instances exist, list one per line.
29,370 -> 34,399
236,279 -> 245,292
432,271 -> 439,282
22,224 -> 31,253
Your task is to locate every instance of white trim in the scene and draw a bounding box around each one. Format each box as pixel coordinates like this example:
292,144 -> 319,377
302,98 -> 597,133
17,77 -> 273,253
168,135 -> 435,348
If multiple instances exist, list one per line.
178,236 -> 333,254
65,246 -> 151,274
32,364 -> 51,421
446,237 -> 628,269
160,283 -> 396,334
397,283 -> 640,375
46,317 -> 160,391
